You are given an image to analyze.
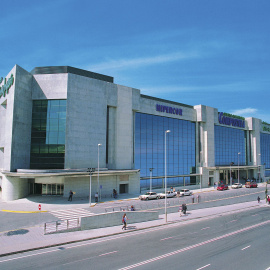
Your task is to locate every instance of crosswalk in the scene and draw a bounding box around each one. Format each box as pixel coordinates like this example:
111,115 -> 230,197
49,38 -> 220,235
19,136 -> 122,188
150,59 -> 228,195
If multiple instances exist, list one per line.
49,208 -> 95,220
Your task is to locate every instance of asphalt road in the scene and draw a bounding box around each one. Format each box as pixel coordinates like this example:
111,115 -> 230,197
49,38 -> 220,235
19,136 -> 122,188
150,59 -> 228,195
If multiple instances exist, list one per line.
0,186 -> 266,232
1,206 -> 270,270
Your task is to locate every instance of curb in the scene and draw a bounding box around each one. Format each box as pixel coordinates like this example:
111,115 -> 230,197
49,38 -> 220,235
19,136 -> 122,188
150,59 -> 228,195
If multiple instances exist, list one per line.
0,203 -> 261,258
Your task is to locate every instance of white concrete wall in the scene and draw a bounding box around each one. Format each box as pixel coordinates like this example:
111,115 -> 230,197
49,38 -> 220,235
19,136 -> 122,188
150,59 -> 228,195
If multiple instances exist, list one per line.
11,66 -> 33,171
114,85 -> 134,169
2,175 -> 28,201
81,210 -> 159,230
65,74 -> 109,169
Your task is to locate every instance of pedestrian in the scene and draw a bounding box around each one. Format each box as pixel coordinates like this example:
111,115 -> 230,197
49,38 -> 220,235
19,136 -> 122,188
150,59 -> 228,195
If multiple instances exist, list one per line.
197,194 -> 200,203
95,192 -> 98,202
179,205 -> 182,216
122,213 -> 127,230
268,195 -> 270,205
257,196 -> 260,203
68,190 -> 73,201
130,205 -> 135,211
191,194 -> 194,203
177,190 -> 180,198
113,189 -> 117,199
182,203 -> 187,215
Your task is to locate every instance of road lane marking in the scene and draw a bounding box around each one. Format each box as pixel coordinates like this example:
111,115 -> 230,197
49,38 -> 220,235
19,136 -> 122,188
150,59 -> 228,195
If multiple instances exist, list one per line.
99,250 -> 118,256
228,219 -> 237,223
201,227 -> 210,230
241,245 -> 251,250
0,249 -> 61,263
119,219 -> 270,270
160,236 -> 174,241
197,264 -> 211,270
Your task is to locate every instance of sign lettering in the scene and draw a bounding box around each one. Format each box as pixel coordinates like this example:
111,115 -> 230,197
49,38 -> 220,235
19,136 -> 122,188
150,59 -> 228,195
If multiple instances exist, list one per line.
156,104 -> 182,116
218,112 -> 245,128
0,74 -> 14,98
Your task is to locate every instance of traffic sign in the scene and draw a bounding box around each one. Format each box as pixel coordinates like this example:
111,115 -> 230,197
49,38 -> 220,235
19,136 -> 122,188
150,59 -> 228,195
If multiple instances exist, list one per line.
38,204 -> 41,211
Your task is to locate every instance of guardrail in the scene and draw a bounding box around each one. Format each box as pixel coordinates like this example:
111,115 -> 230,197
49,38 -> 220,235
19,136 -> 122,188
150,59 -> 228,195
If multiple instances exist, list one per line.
44,218 -> 80,234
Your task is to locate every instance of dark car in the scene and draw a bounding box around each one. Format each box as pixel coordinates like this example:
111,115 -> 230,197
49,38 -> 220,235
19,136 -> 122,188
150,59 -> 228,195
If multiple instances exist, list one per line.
217,184 -> 228,191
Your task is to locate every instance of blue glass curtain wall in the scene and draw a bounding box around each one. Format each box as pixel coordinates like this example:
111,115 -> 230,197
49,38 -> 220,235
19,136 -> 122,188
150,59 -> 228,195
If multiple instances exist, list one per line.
260,133 -> 270,169
135,113 -> 196,189
30,100 -> 66,169
214,125 -> 246,166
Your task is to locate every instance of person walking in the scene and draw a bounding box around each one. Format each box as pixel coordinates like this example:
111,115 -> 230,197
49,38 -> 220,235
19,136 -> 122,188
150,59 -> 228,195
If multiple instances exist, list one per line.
191,194 -> 194,203
257,196 -> 260,203
68,190 -> 73,201
181,203 -> 187,215
122,213 -> 127,230
95,192 -> 99,202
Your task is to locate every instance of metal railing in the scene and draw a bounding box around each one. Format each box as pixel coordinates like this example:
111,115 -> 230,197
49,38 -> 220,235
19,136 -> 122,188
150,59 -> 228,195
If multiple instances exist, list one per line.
44,218 -> 80,234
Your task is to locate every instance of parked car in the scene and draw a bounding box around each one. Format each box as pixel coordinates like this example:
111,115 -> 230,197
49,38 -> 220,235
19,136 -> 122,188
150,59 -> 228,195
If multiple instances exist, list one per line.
139,192 -> 159,200
158,191 -> 177,199
217,184 -> 228,191
245,181 -> 258,188
231,183 -> 243,189
180,189 -> 193,196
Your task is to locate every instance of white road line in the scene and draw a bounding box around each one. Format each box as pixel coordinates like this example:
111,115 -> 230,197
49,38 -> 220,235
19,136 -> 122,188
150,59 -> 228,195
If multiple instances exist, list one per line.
119,219 -> 270,270
99,251 -> 118,257
197,264 -> 211,270
160,236 -> 174,241
0,249 -> 61,263
201,227 -> 210,230
241,245 -> 251,250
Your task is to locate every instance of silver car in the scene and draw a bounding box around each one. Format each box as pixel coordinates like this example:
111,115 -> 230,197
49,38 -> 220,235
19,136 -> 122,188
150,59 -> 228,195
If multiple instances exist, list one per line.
231,183 -> 242,189
139,192 -> 159,200
180,189 -> 193,196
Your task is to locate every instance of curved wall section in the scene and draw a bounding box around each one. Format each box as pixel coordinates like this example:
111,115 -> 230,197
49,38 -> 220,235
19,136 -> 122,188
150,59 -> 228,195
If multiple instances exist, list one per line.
2,175 -> 28,201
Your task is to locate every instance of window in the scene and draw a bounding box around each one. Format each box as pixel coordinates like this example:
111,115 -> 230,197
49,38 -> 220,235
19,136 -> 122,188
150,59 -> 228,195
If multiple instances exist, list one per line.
135,113 -> 196,188
30,100 -> 66,169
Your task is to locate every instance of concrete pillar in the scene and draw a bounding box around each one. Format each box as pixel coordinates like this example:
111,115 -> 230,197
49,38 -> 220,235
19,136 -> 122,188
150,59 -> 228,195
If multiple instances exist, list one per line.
2,175 -> 28,201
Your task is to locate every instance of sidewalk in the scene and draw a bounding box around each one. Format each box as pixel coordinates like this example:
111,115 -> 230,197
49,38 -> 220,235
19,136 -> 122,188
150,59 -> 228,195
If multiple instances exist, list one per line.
0,200 -> 266,257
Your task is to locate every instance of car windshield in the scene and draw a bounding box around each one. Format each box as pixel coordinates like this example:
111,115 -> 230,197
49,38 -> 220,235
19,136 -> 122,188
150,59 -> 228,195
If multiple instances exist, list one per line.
145,192 -> 151,195
181,190 -> 187,192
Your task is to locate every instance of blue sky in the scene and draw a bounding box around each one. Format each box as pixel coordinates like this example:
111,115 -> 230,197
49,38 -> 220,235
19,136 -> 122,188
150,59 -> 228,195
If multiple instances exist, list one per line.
2,0 -> 270,121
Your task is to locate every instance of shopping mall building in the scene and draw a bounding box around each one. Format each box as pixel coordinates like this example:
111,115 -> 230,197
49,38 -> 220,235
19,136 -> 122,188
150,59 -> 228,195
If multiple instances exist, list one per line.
0,65 -> 269,201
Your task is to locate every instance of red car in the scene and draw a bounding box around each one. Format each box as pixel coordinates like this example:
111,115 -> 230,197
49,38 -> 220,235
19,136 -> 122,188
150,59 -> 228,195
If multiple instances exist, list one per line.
217,184 -> 228,191
245,182 -> 258,188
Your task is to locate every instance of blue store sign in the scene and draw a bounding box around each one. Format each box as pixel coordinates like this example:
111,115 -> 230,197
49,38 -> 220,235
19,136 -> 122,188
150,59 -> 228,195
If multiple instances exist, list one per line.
218,112 -> 245,128
156,104 -> 182,116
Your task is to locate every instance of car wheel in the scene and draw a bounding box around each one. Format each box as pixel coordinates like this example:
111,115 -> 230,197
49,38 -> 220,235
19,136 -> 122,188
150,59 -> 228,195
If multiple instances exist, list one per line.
146,197 -> 149,200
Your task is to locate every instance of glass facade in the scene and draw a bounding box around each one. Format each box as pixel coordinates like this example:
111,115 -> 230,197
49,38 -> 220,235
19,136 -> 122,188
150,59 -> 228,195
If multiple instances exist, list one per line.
30,100 -> 66,169
260,133 -> 270,169
214,125 -> 246,166
135,113 -> 196,189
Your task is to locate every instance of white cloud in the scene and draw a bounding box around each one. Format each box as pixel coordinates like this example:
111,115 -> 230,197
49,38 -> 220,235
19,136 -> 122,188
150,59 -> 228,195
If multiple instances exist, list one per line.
230,108 -> 258,116
88,51 -> 199,72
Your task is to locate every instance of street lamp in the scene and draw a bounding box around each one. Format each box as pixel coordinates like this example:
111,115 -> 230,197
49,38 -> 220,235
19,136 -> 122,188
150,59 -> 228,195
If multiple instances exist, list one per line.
238,152 -> 241,182
149,168 -> 154,193
88,168 -> 95,206
165,129 -> 170,223
230,162 -> 234,186
258,153 -> 261,182
98,143 -> 102,202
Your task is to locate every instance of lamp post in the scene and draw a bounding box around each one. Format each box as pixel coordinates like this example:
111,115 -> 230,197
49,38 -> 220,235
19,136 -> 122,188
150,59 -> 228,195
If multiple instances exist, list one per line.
238,152 -> 241,182
149,168 -> 154,193
230,162 -> 234,186
88,168 -> 95,206
258,153 -> 261,182
165,129 -> 170,223
98,143 -> 102,202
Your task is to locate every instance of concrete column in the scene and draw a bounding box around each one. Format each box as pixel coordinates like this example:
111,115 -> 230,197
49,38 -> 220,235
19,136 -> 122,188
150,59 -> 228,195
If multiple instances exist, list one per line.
2,175 -> 28,201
